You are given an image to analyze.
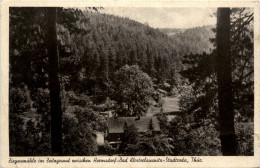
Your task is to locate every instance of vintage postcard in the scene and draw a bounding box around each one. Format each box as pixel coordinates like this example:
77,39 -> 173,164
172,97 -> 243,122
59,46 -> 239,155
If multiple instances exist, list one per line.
1,0 -> 260,167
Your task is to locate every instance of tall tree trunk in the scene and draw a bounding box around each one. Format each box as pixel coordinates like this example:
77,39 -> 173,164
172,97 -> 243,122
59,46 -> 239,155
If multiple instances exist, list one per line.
216,8 -> 237,155
47,7 -> 62,155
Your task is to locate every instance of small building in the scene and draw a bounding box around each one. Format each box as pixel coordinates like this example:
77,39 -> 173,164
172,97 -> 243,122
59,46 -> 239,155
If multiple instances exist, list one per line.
106,116 -> 161,148
99,110 -> 113,118
95,131 -> 106,146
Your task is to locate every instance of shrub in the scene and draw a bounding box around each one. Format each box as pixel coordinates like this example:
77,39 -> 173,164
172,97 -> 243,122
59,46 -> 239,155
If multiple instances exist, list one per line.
236,122 -> 254,155
169,116 -> 221,156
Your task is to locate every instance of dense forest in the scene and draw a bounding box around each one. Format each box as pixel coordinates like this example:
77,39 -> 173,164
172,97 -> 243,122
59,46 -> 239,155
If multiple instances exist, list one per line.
59,11 -> 216,97
159,28 -> 184,36
160,26 -> 215,54
9,7 -> 253,156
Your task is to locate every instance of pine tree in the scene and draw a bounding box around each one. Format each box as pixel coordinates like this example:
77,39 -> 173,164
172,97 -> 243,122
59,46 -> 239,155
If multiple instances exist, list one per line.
100,45 -> 109,81
130,46 -> 138,65
216,8 -> 237,156
146,44 -> 155,76
139,50 -> 148,71
108,46 -> 116,75
123,121 -> 128,131
94,49 -> 100,75
47,7 -> 62,156
148,118 -> 154,131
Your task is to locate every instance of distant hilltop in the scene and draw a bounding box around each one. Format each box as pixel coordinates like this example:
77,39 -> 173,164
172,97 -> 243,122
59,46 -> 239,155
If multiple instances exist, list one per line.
160,25 -> 215,54
159,28 -> 185,36
159,25 -> 215,37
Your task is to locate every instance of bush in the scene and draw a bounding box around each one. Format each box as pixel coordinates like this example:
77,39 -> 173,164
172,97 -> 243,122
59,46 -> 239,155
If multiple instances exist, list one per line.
62,91 -> 107,155
169,116 -> 221,156
9,87 -> 51,156
9,86 -> 32,114
63,112 -> 98,155
236,122 -> 254,155
125,133 -> 174,156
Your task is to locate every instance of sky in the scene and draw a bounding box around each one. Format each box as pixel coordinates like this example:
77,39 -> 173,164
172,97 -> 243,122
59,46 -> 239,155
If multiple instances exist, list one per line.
100,8 -> 217,29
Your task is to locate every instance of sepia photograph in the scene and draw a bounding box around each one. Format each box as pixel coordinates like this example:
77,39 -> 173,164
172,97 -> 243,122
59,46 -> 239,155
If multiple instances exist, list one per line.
7,6 -> 255,157
1,1 -> 259,167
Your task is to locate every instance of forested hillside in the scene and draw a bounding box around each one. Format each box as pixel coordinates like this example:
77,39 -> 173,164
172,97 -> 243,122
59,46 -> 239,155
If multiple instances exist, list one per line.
171,26 -> 215,54
72,11 -> 183,93
63,11 -> 215,99
9,8 -> 253,157
9,9 -> 216,156
161,26 -> 215,53
159,28 -> 184,36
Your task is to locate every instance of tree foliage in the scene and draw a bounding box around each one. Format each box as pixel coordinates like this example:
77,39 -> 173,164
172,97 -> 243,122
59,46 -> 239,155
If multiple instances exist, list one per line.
9,7 -> 104,156
176,8 -> 254,156
62,91 -> 107,155
9,7 -> 253,156
112,65 -> 154,116
125,132 -> 174,156
120,123 -> 140,153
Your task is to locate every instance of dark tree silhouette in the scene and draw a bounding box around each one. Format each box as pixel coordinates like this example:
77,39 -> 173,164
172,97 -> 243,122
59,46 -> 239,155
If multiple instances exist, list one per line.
148,119 -> 154,131
216,8 -> 237,155
47,7 -> 63,155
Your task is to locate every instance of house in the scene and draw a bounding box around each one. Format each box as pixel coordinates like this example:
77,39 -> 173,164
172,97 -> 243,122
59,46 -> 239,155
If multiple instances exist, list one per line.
99,110 -> 113,118
106,116 -> 161,148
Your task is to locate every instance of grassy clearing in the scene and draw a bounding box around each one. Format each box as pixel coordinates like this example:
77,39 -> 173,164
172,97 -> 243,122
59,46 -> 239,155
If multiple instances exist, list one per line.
147,96 -> 180,116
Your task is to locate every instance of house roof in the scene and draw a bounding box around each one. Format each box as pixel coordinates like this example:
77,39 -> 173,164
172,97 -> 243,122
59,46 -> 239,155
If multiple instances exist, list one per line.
107,116 -> 160,133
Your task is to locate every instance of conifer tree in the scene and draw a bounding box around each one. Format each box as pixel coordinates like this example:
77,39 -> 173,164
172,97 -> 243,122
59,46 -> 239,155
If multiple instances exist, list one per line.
47,7 -> 62,156
216,8 -> 237,156
148,118 -> 154,131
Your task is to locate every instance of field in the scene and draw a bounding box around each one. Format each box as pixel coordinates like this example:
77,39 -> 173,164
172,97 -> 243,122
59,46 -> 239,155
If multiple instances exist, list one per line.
147,96 -> 180,116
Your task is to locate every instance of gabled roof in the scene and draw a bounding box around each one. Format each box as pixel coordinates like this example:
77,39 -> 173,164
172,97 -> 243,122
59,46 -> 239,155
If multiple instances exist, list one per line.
107,116 -> 160,133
